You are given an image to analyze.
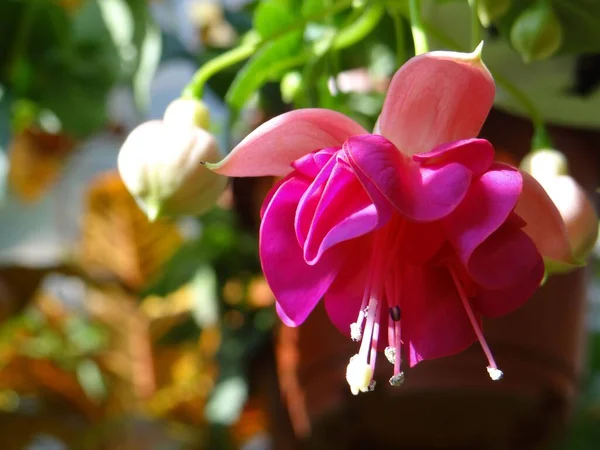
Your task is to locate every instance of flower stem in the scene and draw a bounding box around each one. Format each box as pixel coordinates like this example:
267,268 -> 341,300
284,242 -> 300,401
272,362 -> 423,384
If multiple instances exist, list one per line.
183,45 -> 257,99
468,0 -> 481,50
391,10 -> 407,66
7,2 -> 37,83
408,0 -> 429,55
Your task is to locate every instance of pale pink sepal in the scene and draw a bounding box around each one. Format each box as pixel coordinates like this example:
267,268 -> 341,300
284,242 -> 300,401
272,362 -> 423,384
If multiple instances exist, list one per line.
541,176 -> 598,262
206,109 -> 367,177
378,48 -> 495,156
515,171 -> 582,271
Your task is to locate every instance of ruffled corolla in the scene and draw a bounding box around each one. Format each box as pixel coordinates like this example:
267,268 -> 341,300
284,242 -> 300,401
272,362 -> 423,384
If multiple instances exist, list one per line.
206,47 -> 580,394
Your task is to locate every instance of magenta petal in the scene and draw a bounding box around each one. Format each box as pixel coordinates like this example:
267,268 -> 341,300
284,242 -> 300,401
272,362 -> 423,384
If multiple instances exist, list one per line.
295,157 -> 336,247
291,147 -> 337,178
402,265 -> 476,367
207,109 -> 367,176
468,221 -> 543,290
412,139 -> 495,176
324,238 -> 372,336
474,255 -> 544,318
345,134 -> 471,221
260,176 -> 342,326
303,160 -> 390,264
443,163 -> 522,273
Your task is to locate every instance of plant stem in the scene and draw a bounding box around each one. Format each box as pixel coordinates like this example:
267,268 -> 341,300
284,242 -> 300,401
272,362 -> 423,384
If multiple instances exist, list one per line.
408,0 -> 428,55
7,1 -> 37,84
391,11 -> 407,66
468,0 -> 481,50
182,0 -> 354,99
183,45 -> 257,99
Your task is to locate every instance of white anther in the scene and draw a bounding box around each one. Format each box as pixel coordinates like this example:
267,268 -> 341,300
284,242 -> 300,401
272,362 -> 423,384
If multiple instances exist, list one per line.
487,366 -> 504,381
350,322 -> 362,342
346,355 -> 374,396
389,372 -> 405,386
384,346 -> 396,364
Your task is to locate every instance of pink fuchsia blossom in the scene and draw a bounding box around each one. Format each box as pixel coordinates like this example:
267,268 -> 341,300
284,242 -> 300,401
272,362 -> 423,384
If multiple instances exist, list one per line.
207,47 -> 577,393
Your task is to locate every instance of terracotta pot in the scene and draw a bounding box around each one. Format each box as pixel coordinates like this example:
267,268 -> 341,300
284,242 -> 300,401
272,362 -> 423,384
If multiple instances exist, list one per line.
269,111 -> 598,450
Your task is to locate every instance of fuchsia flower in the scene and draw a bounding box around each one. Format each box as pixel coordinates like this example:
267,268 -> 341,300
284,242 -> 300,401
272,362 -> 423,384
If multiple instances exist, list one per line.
207,47 -> 579,394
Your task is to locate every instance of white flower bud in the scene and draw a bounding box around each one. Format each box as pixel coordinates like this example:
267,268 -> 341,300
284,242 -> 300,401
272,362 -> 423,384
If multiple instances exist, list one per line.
118,120 -> 227,220
163,98 -> 211,130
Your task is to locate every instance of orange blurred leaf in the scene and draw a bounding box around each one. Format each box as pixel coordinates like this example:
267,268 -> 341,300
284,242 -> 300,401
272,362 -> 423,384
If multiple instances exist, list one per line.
80,172 -> 183,291
7,128 -> 75,202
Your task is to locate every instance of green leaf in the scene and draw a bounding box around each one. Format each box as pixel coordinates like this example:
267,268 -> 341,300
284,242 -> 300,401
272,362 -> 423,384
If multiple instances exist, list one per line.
499,0 -> 600,55
254,0 -> 297,39
225,31 -> 304,110
302,0 -> 327,18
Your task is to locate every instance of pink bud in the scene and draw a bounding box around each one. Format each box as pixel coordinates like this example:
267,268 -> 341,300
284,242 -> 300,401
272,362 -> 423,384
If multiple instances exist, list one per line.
521,149 -> 598,261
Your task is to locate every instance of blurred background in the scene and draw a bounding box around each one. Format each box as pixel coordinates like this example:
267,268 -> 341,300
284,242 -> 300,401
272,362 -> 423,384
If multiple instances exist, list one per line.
0,0 -> 599,449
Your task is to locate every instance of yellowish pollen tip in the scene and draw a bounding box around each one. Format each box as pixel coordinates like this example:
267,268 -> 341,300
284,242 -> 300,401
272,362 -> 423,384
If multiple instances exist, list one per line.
346,356 -> 374,396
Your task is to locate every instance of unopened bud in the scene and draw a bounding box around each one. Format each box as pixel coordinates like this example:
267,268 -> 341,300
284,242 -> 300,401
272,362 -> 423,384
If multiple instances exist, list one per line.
280,72 -> 303,104
118,120 -> 227,220
510,0 -> 562,62
164,98 -> 211,130
520,148 -> 568,181
476,0 -> 511,27
521,149 -> 598,261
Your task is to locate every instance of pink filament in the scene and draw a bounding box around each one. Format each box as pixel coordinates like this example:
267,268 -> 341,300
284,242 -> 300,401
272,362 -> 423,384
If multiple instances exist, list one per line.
450,268 -> 500,371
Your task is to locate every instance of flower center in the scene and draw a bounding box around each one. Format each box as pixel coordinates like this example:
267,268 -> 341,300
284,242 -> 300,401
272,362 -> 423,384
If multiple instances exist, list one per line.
345,218 -> 503,395
346,219 -> 405,394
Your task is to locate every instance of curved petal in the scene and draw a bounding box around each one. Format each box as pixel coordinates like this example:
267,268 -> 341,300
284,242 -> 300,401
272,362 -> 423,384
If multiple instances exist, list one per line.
474,256 -> 544,318
379,49 -> 495,155
443,163 -> 522,272
207,109 -> 367,177
345,134 -> 471,221
260,176 -> 343,326
295,157 -> 336,246
324,237 -> 372,336
467,221 -> 543,290
515,171 -> 581,270
260,174 -> 292,219
401,265 -> 476,367
412,138 -> 495,176
291,147 -> 337,178
303,160 -> 390,264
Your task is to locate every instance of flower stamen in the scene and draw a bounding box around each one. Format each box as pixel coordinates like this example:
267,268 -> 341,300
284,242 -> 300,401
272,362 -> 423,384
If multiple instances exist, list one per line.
450,269 -> 503,381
